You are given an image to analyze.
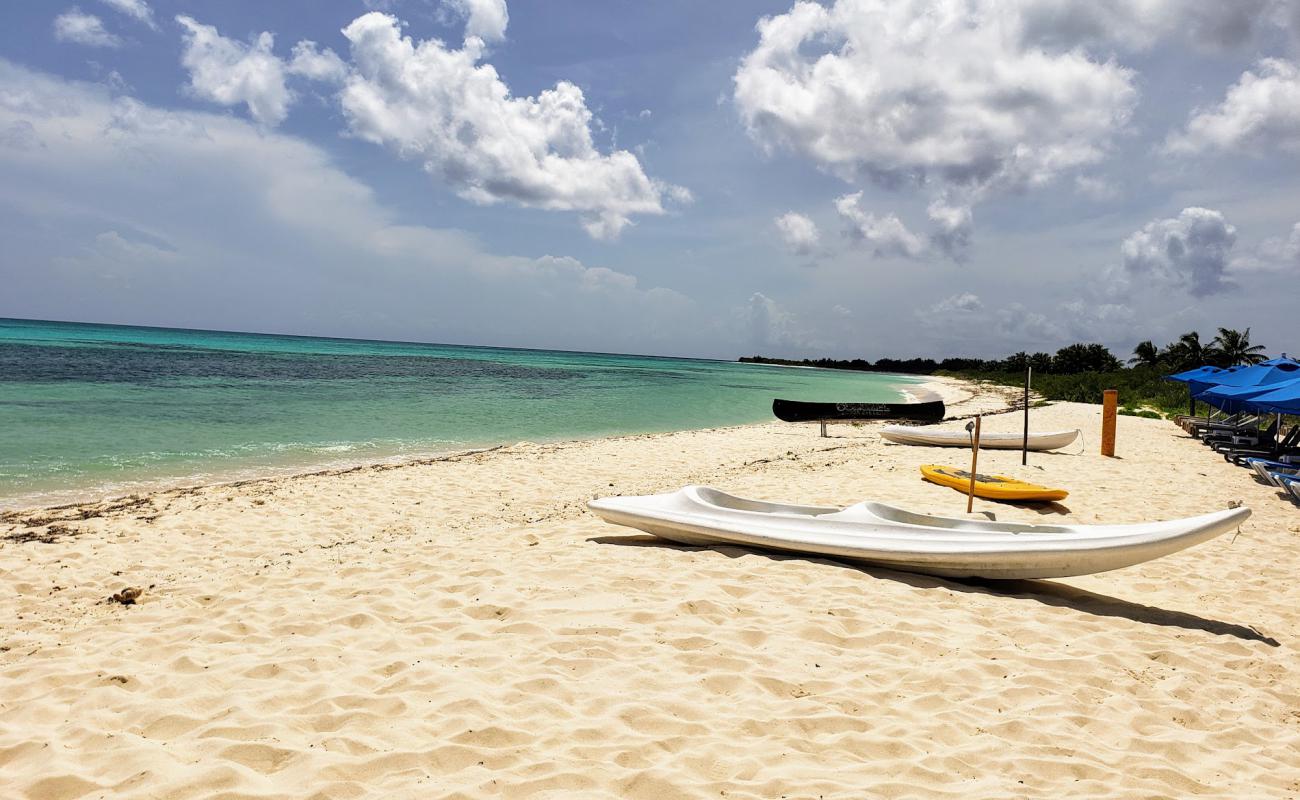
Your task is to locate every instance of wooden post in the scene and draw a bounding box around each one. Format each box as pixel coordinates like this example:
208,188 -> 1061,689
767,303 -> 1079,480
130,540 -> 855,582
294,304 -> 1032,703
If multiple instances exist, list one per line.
967,414 -> 982,514
819,420 -> 827,438
1022,366 -> 1031,466
1101,389 -> 1118,457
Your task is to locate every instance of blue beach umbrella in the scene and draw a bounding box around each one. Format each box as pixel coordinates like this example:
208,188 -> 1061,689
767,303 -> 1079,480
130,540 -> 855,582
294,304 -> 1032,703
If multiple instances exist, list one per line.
1248,378 -> 1300,416
1165,365 -> 1224,383
1185,365 -> 1254,397
1193,358 -> 1300,394
1166,364 -> 1233,415
1167,364 -> 1243,415
1198,377 -> 1300,413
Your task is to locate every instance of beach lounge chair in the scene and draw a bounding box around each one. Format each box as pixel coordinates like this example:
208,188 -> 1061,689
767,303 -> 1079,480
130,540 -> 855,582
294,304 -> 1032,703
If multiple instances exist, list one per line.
1190,414 -> 1258,439
1276,474 -> 1300,504
1247,458 -> 1300,485
1221,427 -> 1300,464
1178,409 -> 1233,432
1187,413 -> 1247,435
1212,420 -> 1287,450
1185,411 -> 1242,432
1205,417 -> 1277,450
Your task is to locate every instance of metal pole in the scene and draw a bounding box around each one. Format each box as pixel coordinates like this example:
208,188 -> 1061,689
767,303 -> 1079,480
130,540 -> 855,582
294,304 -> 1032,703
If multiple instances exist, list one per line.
967,415 -> 981,514
1022,366 -> 1031,466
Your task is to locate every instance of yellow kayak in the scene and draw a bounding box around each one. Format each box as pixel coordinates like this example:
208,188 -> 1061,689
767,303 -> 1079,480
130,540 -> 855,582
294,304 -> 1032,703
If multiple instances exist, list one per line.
920,464 -> 1069,502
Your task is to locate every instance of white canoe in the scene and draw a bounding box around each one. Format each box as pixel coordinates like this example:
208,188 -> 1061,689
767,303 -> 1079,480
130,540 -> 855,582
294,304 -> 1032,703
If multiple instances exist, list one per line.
587,485 -> 1248,580
881,425 -> 1081,451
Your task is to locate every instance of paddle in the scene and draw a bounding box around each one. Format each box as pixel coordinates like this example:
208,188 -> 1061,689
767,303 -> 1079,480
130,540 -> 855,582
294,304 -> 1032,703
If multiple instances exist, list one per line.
966,415 -> 982,513
1022,366 -> 1031,466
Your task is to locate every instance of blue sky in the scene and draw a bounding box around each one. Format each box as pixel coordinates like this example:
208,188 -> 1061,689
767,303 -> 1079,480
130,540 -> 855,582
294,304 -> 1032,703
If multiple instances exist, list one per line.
2,0 -> 1298,360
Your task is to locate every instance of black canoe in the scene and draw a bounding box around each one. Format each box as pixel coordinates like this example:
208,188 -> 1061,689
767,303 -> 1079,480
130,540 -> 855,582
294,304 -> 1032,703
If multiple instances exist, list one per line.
772,398 -> 945,423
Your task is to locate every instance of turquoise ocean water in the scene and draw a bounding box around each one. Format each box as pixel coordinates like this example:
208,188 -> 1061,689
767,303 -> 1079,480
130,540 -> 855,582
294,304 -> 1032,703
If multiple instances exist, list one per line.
0,318 -> 922,507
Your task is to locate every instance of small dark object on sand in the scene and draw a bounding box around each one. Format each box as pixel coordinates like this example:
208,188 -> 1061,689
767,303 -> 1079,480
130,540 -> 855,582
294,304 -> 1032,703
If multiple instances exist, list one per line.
109,587 -> 143,606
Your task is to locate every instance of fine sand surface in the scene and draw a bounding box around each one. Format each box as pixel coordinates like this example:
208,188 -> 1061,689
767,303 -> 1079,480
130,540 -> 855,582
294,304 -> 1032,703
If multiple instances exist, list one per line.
3,383 -> 1299,798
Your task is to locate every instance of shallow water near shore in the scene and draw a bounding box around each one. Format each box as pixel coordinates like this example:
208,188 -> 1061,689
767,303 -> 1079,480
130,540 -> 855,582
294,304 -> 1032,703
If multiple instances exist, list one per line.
1,318 -> 922,506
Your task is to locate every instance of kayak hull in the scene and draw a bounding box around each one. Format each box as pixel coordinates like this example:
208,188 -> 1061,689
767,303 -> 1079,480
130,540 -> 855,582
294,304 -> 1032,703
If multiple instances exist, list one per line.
588,486 -> 1248,579
773,398 -> 945,423
881,425 -> 1080,451
920,464 -> 1068,502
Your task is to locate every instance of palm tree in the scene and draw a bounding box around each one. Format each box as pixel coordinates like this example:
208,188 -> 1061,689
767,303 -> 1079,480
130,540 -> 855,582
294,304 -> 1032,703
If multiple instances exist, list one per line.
1161,331 -> 1205,370
1129,340 -> 1159,367
1178,331 -> 1206,364
1211,327 -> 1268,366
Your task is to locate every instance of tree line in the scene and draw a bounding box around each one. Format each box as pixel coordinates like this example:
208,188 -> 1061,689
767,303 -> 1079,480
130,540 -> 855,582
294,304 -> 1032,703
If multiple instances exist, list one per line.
740,327 -> 1270,376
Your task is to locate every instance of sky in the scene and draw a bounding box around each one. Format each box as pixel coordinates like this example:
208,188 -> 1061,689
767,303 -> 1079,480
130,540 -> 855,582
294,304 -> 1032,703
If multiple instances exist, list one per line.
1,0 -> 1298,361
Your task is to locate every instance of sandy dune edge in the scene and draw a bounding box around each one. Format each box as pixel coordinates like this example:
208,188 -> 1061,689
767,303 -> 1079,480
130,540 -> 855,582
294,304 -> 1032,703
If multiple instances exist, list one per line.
2,388 -> 1298,798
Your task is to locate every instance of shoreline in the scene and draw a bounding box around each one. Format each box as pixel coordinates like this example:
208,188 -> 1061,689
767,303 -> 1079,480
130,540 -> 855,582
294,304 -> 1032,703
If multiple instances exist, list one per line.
2,376 -> 1004,518
1,372 -> 950,515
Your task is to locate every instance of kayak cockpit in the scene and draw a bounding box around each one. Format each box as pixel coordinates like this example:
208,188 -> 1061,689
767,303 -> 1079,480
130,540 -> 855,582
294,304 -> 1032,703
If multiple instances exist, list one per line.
690,486 -> 841,517
848,502 -> 1074,534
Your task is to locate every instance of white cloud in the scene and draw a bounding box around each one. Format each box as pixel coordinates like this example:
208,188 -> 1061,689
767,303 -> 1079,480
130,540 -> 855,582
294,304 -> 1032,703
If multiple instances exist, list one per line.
1230,222 -> 1300,274
1258,223 -> 1300,269
1166,59 -> 1300,155
1284,1 -> 1300,42
1016,0 -> 1277,51
665,185 -> 693,205
930,293 -> 983,314
1074,174 -> 1118,200
54,230 -> 180,279
734,1 -> 1137,206
287,41 -> 348,84
926,197 -> 972,259
0,60 -> 706,355
166,9 -> 682,236
338,12 -> 683,240
774,212 -> 820,255
1120,207 -> 1237,297
53,9 -> 121,47
741,292 -> 813,350
835,192 -> 926,259
918,293 -> 1146,355
176,16 -> 292,126
443,0 -> 509,43
98,0 -> 156,30
1056,299 -> 1136,340
919,296 -> 1064,351
993,303 -> 1066,345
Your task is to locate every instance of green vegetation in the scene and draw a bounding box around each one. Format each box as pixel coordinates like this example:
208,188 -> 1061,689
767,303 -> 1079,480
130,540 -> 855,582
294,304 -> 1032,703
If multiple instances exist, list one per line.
742,327 -> 1276,418
961,366 -> 1194,417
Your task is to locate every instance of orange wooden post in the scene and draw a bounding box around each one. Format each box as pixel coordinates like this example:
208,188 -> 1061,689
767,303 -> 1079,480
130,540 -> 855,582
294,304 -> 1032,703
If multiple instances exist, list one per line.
967,415 -> 981,513
1101,389 -> 1118,457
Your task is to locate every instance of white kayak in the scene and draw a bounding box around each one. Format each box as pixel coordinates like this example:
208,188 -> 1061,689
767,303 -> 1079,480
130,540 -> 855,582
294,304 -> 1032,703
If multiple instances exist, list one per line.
587,485 -> 1249,580
881,425 -> 1081,451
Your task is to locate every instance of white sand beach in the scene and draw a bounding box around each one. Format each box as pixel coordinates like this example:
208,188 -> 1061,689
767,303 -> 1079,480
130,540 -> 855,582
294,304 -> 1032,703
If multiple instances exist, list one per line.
3,382 -> 1298,798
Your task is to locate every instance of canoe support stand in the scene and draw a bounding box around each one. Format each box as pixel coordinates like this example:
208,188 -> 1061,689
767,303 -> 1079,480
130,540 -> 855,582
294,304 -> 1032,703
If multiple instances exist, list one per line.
819,420 -> 828,437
